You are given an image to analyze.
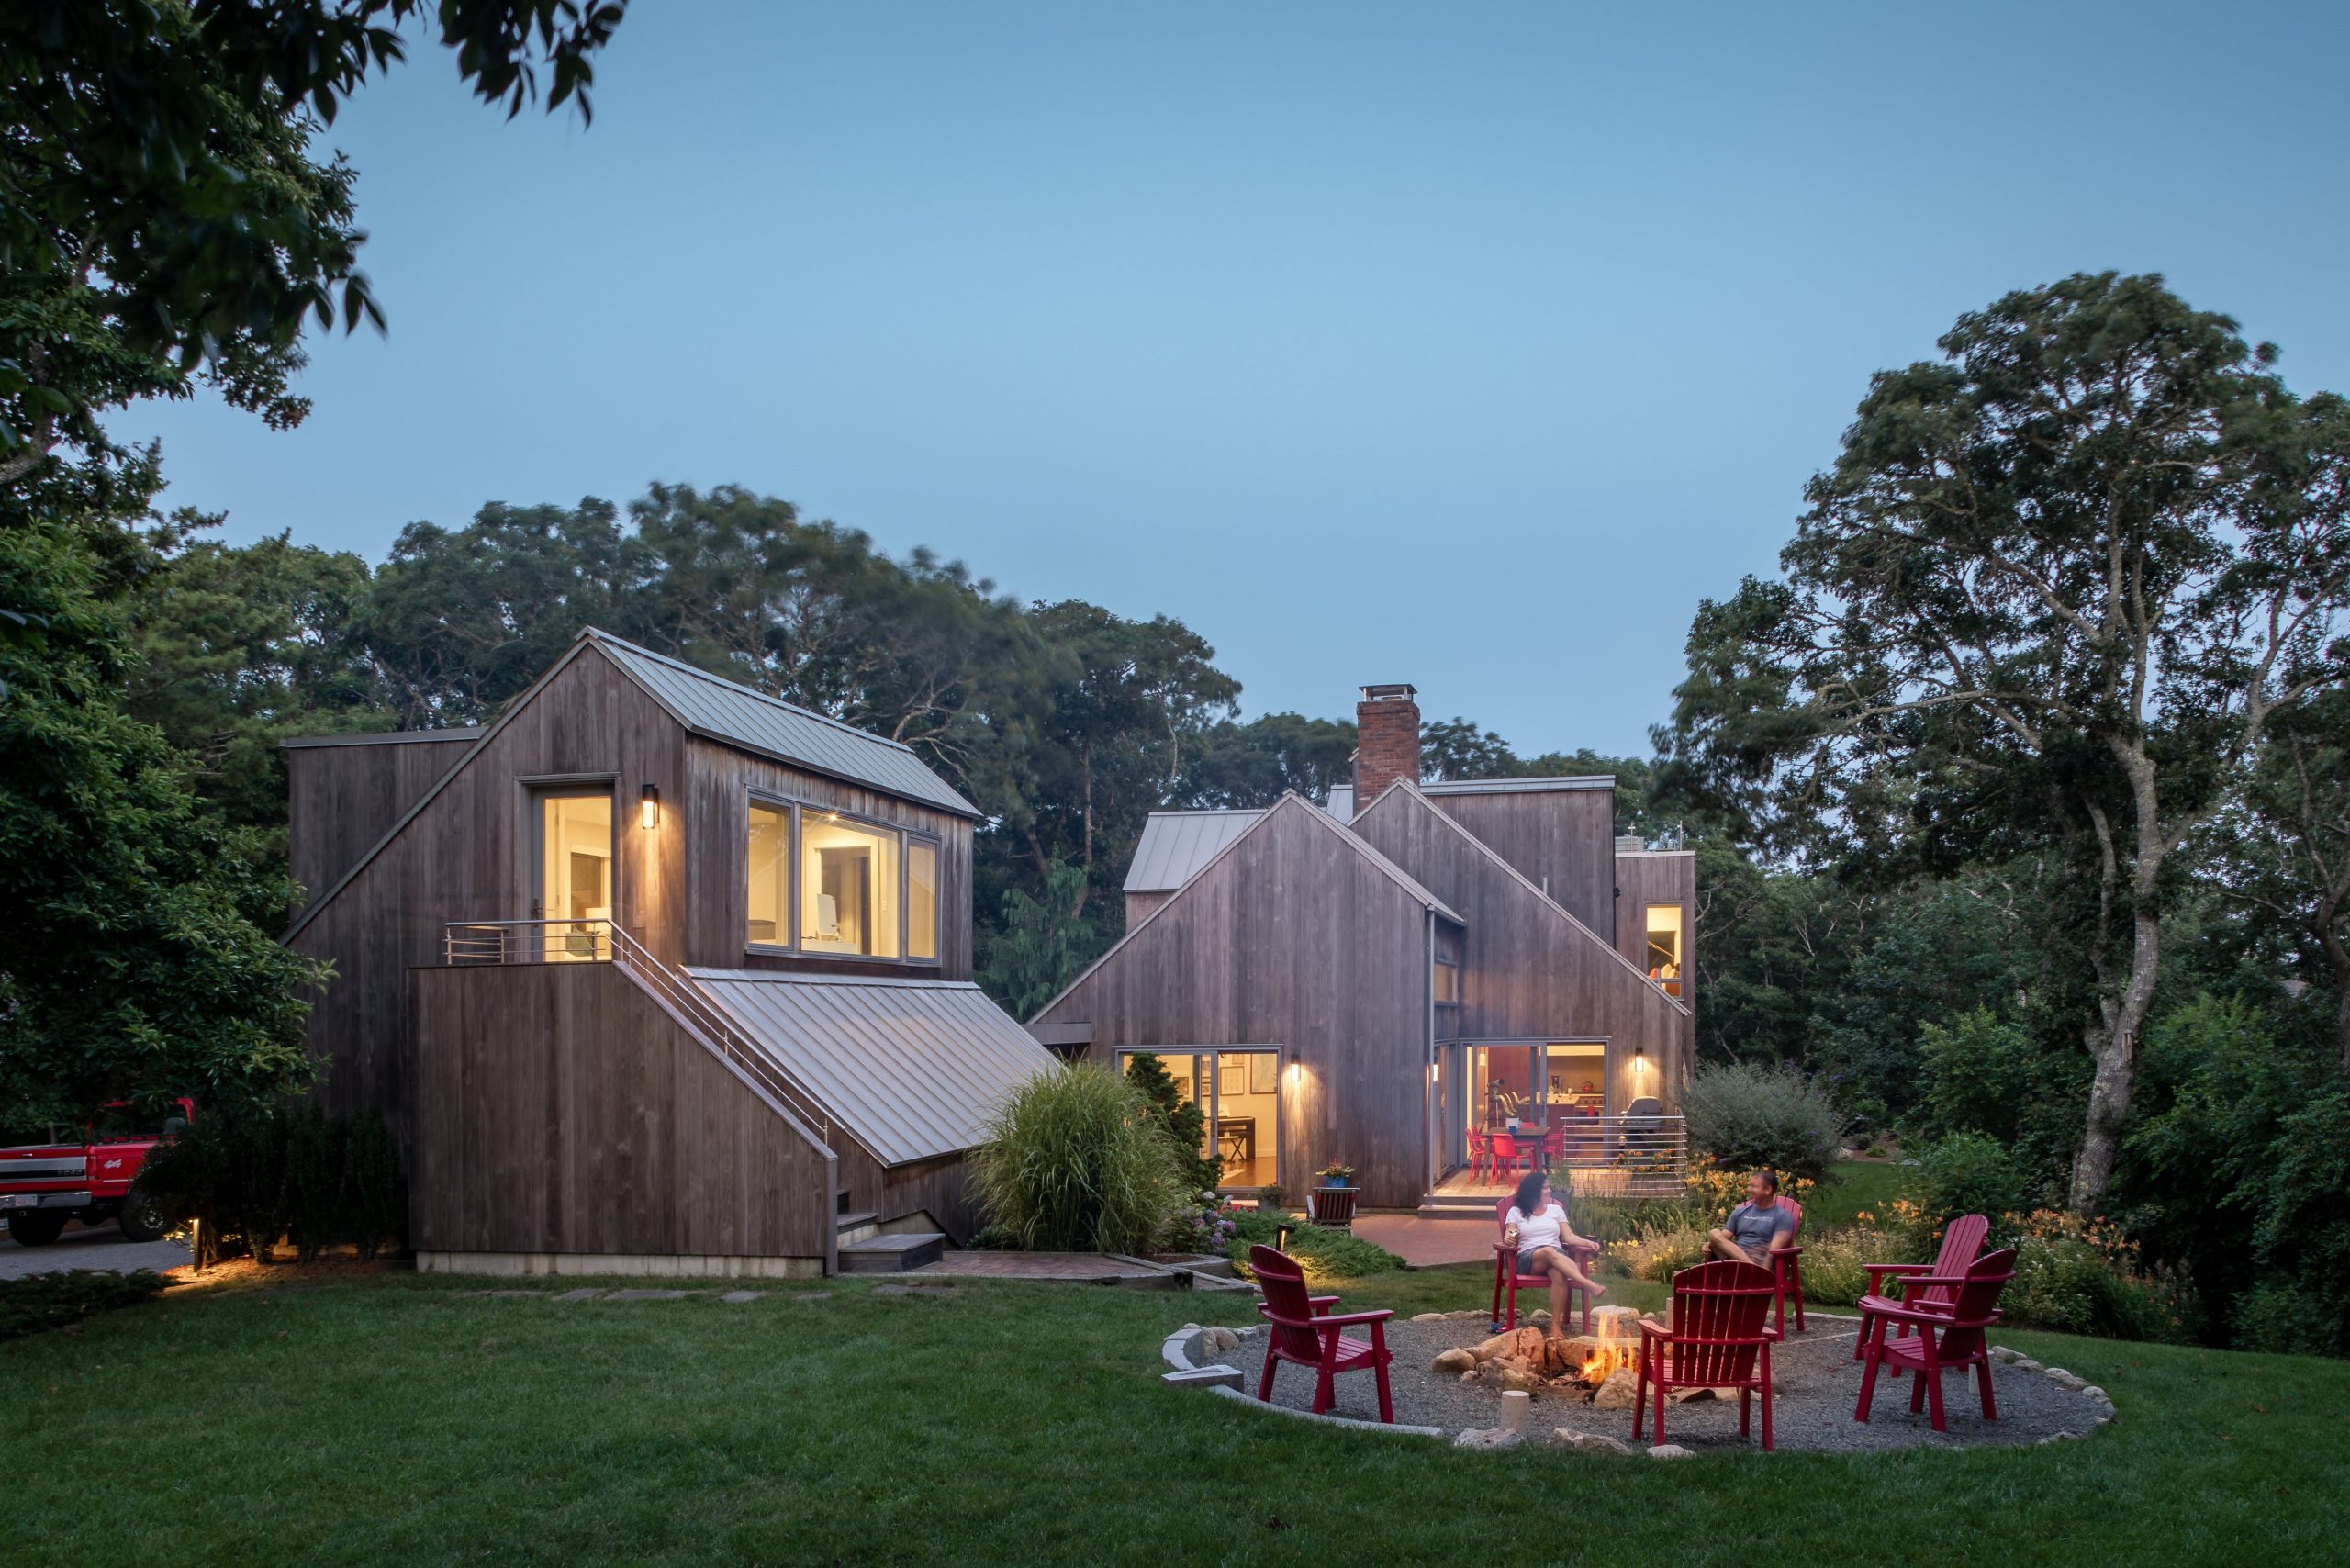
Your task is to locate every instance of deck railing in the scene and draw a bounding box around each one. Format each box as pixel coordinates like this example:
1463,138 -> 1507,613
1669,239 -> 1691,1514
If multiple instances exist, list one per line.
1533,1114 -> 1689,1198
441,919 -> 832,1141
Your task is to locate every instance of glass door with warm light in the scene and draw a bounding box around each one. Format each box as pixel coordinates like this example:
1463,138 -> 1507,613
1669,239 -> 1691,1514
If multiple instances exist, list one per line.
1118,1049 -> 1280,1193
533,789 -> 613,960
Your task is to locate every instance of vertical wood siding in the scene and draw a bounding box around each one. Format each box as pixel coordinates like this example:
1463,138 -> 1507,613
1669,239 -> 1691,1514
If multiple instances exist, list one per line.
1352,787 -> 1689,1115
1427,787 -> 1618,938
1613,850 -> 1698,1101
1032,797 -> 1435,1210
410,962 -> 833,1260
286,736 -> 478,917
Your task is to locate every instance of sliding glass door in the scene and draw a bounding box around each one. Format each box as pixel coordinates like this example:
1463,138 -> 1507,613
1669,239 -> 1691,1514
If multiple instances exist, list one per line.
533,789 -> 613,960
1119,1049 -> 1281,1193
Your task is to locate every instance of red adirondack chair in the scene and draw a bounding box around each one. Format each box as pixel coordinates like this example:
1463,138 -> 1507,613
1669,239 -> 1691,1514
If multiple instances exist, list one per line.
1852,1212 -> 1991,1361
1249,1244 -> 1395,1420
1769,1197 -> 1806,1336
1490,1196 -> 1599,1333
1632,1259 -> 1782,1450
1854,1247 -> 2017,1432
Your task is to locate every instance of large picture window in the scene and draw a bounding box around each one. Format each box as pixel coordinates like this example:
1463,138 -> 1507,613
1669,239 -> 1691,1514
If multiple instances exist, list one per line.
744,796 -> 942,962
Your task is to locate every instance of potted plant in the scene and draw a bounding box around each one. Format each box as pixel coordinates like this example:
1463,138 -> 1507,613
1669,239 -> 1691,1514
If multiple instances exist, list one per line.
1315,1161 -> 1356,1188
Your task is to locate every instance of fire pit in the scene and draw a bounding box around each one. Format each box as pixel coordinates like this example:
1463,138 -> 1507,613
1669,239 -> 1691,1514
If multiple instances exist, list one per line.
1562,1305 -> 1643,1387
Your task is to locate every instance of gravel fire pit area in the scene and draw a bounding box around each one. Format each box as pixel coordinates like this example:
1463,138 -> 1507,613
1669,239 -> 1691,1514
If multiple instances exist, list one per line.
1172,1313 -> 2114,1455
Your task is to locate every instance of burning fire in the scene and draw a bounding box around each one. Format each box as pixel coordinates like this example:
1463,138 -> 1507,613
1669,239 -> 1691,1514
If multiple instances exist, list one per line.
1581,1306 -> 1642,1385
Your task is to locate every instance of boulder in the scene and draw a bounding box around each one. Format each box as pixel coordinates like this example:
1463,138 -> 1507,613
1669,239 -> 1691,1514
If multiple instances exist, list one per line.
1496,1366 -> 1542,1394
1412,1312 -> 1449,1323
2079,1385 -> 2109,1405
1989,1345 -> 2020,1364
1432,1348 -> 1478,1375
2013,1358 -> 2043,1373
1530,1309 -> 1552,1327
2044,1369 -> 2087,1392
1590,1305 -> 1641,1334
1550,1428 -> 1633,1456
1453,1427 -> 1525,1451
1668,1387 -> 1718,1404
1592,1368 -> 1641,1410
1646,1444 -> 1695,1460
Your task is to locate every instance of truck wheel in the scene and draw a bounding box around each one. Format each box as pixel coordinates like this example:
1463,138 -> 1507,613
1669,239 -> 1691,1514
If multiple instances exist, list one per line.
6,1211 -> 66,1247
117,1189 -> 169,1244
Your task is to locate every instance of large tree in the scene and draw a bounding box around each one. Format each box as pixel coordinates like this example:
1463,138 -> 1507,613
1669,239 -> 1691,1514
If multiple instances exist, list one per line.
1666,274 -> 2350,1209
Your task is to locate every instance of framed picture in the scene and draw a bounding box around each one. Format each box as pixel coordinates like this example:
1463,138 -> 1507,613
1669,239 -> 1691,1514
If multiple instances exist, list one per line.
1219,1058 -> 1247,1097
1250,1053 -> 1279,1094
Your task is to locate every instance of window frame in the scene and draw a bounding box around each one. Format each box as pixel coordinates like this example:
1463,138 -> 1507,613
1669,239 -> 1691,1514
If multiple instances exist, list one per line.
742,789 -> 944,969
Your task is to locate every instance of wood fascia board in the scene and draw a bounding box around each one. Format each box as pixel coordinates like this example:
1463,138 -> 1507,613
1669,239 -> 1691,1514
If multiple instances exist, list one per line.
279,634 -> 611,942
1025,791 -> 1446,1025
1354,778 -> 1693,1019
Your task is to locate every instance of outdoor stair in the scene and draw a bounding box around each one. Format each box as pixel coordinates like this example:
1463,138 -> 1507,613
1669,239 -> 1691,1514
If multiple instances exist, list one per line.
1416,1191 -> 1501,1220
834,1210 -> 880,1245
837,1231 -> 946,1273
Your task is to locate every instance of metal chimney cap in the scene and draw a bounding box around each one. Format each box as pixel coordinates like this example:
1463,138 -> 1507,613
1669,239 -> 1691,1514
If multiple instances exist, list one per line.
1359,683 -> 1417,700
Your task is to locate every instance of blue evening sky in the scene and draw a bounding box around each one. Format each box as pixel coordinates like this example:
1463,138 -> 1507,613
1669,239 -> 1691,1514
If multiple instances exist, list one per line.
108,3 -> 2350,756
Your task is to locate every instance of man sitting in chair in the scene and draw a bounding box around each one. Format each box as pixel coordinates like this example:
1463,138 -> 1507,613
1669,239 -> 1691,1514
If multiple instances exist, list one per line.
1707,1168 -> 1796,1268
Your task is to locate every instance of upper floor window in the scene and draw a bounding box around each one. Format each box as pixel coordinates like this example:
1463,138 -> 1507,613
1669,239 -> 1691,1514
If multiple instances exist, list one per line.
747,802 -> 790,945
1645,904 -> 1684,997
745,796 -> 939,963
1433,957 -> 1461,1005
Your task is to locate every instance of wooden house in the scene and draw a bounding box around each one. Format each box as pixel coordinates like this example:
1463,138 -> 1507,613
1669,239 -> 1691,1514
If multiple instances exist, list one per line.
1029,684 -> 1695,1213
281,629 -> 1057,1277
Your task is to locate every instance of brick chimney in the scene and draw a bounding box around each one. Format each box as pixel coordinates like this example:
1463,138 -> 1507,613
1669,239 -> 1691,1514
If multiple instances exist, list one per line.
1353,683 -> 1420,809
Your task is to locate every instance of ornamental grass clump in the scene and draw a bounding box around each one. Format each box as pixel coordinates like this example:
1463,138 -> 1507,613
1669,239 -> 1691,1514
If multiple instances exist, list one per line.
969,1064 -> 1186,1253
1681,1062 -> 1843,1182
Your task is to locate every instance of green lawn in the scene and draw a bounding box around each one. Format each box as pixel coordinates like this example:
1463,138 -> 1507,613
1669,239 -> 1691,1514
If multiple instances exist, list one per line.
5,1261 -> 2343,1566
1805,1159 -> 1908,1232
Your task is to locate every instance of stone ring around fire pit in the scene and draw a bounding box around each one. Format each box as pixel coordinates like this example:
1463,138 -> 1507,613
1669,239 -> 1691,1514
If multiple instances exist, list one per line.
1160,1310 -> 2118,1455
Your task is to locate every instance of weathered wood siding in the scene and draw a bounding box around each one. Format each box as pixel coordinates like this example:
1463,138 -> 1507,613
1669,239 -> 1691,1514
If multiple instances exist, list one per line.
285,734 -> 479,918
1615,849 -> 1697,1103
680,735 -> 974,980
832,1142 -> 977,1244
1123,890 -> 1172,928
1031,796 -> 1436,1210
286,646 -> 693,1157
1354,786 -> 1688,1114
411,961 -> 833,1262
1427,785 -> 1617,938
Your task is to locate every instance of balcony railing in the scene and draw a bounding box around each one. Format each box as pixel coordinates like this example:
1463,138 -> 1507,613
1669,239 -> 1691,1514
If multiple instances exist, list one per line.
440,919 -> 832,1142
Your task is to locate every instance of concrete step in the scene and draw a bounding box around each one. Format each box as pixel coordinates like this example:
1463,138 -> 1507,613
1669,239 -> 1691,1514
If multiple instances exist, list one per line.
838,1232 -> 945,1274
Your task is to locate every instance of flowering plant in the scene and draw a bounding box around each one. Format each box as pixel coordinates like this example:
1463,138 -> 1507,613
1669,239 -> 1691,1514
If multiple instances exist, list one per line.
1159,1193 -> 1241,1255
1315,1161 -> 1356,1182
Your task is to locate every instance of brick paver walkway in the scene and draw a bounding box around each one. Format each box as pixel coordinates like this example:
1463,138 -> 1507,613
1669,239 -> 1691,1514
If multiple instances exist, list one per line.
910,1250 -> 1178,1282
1353,1214 -> 1496,1268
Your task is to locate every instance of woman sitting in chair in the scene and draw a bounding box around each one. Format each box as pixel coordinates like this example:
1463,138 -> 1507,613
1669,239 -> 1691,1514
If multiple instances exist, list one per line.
1505,1170 -> 1604,1335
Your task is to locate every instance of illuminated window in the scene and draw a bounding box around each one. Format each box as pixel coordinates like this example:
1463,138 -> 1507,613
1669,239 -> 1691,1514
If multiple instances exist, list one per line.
802,814 -> 901,958
747,801 -> 790,946
907,839 -> 939,961
1645,905 -> 1684,997
1433,958 -> 1460,1004
538,791 -> 612,961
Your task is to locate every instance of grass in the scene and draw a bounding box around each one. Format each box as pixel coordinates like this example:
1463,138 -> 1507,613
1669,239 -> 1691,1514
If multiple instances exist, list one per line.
5,1260 -> 2344,1565
1806,1159 -> 1908,1233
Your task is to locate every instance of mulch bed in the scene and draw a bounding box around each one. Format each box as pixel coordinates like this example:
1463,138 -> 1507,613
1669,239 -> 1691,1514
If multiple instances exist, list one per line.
1236,1315 -> 2109,1453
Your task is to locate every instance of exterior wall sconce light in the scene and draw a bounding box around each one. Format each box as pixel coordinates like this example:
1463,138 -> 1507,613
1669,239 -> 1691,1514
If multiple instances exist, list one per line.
640,784 -> 661,830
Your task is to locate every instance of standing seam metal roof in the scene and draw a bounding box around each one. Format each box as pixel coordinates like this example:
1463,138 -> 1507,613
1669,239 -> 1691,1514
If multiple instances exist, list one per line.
684,969 -> 1058,1167
588,631 -> 979,817
1122,809 -> 1265,891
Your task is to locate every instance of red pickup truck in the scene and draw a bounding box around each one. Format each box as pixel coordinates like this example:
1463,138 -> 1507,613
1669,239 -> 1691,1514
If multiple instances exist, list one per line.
0,1100 -> 188,1248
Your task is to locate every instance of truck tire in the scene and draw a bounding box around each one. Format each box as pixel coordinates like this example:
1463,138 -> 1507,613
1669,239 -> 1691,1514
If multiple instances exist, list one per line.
117,1189 -> 168,1244
6,1210 -> 66,1247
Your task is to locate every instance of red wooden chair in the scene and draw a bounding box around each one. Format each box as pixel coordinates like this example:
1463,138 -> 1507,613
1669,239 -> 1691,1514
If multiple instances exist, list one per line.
1854,1247 -> 2017,1433
1488,1196 -> 1598,1334
1249,1244 -> 1395,1421
1307,1186 -> 1357,1232
1769,1197 -> 1806,1336
1632,1260 -> 1781,1450
1852,1212 -> 1990,1361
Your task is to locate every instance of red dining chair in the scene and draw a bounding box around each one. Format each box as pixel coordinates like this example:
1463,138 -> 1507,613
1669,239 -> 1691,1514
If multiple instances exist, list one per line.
1488,1132 -> 1530,1181
1466,1128 -> 1491,1183
1489,1196 -> 1598,1334
1540,1123 -> 1566,1171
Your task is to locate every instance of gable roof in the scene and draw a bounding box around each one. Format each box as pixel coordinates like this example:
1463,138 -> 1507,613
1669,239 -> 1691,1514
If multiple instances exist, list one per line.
1033,792 -> 1460,1023
1354,777 -> 1689,1017
588,631 -> 979,818
686,969 -> 1057,1167
1123,809 -> 1265,892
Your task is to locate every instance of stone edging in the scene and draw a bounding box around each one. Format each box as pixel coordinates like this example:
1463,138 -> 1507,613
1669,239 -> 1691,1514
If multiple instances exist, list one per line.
1987,1345 -> 2119,1442
1158,1321 -> 1446,1438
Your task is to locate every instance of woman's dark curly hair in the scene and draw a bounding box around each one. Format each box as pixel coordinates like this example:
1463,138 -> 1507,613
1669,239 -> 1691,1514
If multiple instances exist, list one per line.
1511,1169 -> 1546,1218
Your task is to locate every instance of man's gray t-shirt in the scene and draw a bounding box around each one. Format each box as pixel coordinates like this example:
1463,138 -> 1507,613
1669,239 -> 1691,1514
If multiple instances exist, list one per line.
1726,1200 -> 1793,1260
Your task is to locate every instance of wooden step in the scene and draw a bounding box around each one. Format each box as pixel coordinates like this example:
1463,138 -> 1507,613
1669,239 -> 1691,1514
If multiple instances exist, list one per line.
837,1232 -> 945,1274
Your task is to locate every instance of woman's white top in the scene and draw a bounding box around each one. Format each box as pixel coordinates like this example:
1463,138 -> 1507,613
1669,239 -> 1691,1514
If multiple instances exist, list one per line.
1506,1201 -> 1567,1253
